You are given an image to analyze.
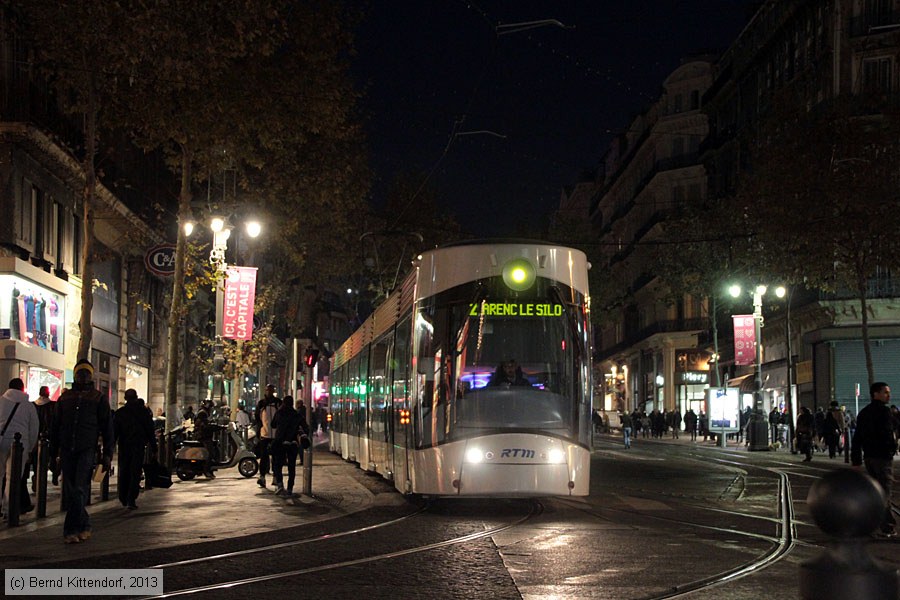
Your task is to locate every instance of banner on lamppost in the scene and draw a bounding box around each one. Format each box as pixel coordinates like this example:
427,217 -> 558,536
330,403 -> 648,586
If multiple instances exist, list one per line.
732,314 -> 757,366
222,266 -> 257,340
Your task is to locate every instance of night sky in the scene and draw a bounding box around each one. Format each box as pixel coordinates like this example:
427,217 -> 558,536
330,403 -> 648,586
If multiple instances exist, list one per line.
353,1 -> 759,238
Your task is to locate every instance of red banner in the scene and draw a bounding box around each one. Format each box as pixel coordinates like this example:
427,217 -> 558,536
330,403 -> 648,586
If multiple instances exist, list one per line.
732,314 -> 757,366
222,266 -> 257,341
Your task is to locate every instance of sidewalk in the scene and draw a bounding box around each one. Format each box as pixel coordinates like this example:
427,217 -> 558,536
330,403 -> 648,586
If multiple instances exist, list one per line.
0,438 -> 387,566
597,427 -> 805,453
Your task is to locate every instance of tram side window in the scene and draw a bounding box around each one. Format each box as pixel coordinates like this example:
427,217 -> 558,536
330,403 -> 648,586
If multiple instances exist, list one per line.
370,337 -> 389,443
414,310 -> 433,448
358,347 -> 369,438
331,367 -> 343,433
392,317 -> 411,434
348,355 -> 361,437
415,305 -> 454,448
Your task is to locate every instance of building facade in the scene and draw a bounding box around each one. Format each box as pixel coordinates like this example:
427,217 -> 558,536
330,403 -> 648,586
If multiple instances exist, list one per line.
581,0 -> 900,423
590,59 -> 715,416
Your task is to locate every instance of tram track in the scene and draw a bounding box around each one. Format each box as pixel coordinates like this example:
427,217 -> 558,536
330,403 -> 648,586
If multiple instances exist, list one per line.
147,504 -> 429,569
133,498 -> 543,599
579,442 -> 803,598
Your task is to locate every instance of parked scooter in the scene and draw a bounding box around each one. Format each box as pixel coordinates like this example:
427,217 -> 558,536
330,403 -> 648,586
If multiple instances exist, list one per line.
174,422 -> 258,481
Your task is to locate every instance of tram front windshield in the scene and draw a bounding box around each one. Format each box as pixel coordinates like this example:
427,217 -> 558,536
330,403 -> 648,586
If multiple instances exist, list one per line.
414,278 -> 589,446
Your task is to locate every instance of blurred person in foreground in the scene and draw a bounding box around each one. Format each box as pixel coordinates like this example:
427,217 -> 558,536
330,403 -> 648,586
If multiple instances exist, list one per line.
852,382 -> 897,538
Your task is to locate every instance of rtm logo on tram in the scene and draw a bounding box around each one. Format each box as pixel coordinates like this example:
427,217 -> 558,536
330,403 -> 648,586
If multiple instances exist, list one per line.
501,448 -> 535,458
468,302 -> 562,317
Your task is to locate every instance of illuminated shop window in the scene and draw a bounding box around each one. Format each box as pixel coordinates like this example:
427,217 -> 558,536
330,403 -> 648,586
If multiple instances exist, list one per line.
0,275 -> 65,353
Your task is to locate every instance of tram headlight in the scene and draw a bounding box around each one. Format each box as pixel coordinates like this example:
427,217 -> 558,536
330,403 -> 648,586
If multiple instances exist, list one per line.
548,449 -> 566,464
465,448 -> 484,463
502,258 -> 536,291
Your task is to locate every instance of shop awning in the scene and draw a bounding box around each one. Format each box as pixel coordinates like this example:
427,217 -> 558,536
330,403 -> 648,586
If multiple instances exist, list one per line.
727,373 -> 757,393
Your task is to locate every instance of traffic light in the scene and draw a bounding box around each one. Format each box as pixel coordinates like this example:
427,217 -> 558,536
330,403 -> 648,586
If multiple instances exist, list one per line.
304,347 -> 320,368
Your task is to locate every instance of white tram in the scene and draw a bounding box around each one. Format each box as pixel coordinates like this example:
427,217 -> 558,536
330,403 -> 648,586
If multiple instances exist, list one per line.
328,241 -> 592,496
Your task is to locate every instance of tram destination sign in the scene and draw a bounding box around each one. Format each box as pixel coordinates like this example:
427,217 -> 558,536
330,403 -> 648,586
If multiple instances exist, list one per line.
468,302 -> 563,317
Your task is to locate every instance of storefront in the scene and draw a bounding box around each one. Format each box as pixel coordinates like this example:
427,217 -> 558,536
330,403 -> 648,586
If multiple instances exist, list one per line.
601,364 -> 626,412
675,350 -> 710,416
0,258 -> 67,399
125,339 -> 150,405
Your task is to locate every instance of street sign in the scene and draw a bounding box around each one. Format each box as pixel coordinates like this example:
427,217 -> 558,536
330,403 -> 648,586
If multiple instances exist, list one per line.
144,244 -> 177,277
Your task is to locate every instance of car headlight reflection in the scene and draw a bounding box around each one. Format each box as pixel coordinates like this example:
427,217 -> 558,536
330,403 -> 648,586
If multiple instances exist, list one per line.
465,448 -> 484,463
548,449 -> 566,464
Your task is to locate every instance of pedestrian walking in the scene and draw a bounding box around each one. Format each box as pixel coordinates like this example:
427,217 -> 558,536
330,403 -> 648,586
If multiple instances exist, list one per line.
829,401 -> 847,455
114,389 -> 157,509
671,410 -> 682,439
739,406 -> 751,444
50,360 -> 113,543
769,407 -> 781,446
814,407 -> 826,452
795,406 -> 815,462
851,382 -> 897,538
698,410 -> 708,441
194,410 -> 223,478
0,378 -> 39,520
620,411 -> 633,449
234,402 -> 251,430
684,409 -> 698,441
270,396 -> 308,495
32,385 -> 58,486
254,384 -> 280,487
823,405 -> 842,459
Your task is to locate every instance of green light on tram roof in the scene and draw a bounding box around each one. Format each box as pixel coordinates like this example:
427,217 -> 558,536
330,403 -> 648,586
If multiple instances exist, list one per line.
502,258 -> 536,291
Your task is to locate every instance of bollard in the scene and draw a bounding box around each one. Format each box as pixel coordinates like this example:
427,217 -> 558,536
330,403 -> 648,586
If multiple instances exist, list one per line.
36,434 -> 48,518
7,432 -> 24,527
800,469 -> 898,599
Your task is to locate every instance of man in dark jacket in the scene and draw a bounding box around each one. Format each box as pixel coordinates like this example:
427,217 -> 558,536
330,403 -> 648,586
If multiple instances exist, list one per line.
270,395 -> 308,496
114,389 -> 157,509
852,382 -> 897,537
50,360 -> 113,544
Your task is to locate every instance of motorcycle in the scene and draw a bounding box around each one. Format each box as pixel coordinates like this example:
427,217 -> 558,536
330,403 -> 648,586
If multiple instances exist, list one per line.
174,422 -> 259,481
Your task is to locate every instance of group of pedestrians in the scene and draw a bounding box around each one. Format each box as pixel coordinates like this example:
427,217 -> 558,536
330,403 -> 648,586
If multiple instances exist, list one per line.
619,408 -> 708,445
612,383 -> 899,541
254,384 -> 310,496
0,359 -> 160,544
0,364 -> 324,544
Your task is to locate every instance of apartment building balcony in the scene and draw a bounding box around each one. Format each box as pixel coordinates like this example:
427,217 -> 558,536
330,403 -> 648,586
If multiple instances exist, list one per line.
818,274 -> 900,301
597,317 -> 710,360
849,11 -> 900,37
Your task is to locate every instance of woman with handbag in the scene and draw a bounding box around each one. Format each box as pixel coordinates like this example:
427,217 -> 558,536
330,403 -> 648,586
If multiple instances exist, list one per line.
270,396 -> 309,496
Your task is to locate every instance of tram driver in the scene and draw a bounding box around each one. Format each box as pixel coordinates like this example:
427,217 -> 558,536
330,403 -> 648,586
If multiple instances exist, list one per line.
489,359 -> 531,387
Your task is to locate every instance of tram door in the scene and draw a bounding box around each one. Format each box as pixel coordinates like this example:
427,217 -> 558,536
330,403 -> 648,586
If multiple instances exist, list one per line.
391,318 -> 412,492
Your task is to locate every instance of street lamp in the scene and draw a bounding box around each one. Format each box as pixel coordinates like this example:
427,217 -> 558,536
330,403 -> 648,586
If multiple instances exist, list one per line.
729,283 -> 786,451
186,215 -> 262,409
